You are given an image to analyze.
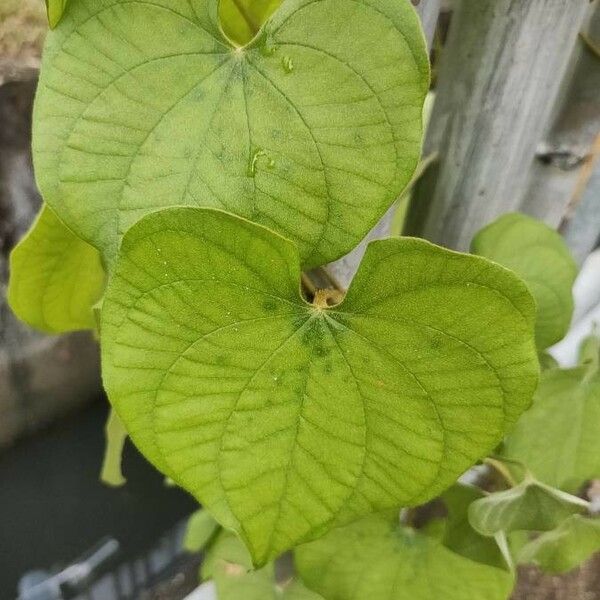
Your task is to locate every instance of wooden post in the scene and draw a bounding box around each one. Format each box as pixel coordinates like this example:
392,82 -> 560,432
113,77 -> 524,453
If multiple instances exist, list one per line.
326,0 -> 441,289
521,5 -> 600,228
412,0 -> 590,251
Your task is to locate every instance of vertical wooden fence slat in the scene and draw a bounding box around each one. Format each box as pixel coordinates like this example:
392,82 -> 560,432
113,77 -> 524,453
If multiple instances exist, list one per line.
521,4 -> 600,227
561,137 -> 600,265
411,0 -> 590,252
325,0 -> 441,289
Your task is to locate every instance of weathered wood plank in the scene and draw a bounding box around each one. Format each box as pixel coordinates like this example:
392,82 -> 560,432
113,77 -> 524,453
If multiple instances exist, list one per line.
412,0 -> 590,251
521,4 -> 600,228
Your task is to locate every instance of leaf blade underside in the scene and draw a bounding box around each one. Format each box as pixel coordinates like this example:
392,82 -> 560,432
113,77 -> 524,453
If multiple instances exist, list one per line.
33,0 -> 429,268
101,207 -> 538,565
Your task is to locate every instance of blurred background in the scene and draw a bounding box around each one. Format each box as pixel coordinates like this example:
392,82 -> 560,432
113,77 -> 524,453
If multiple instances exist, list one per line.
1,0 -> 599,599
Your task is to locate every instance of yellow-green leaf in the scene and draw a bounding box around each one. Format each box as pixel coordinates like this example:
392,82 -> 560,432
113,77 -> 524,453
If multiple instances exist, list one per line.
8,205 -> 105,334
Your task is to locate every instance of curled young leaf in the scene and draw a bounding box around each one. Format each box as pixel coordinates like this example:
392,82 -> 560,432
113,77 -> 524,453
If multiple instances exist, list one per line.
295,512 -> 515,600
468,479 -> 588,538
503,363 -> 600,493
518,514 -> 600,574
101,207 -> 538,564
8,205 -> 105,334
33,0 -> 429,268
471,213 -> 577,350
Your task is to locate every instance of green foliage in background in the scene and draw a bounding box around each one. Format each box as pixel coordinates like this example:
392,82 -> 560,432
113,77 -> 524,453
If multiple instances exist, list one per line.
503,337 -> 600,493
518,515 -> 600,574
468,478 -> 589,537
471,213 -> 577,350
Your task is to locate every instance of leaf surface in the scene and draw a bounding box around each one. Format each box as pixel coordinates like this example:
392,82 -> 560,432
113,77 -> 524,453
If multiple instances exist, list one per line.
503,366 -> 600,492
33,0 -> 429,268
468,479 -> 588,537
518,515 -> 600,574
8,205 -> 105,334
101,207 -> 538,564
295,512 -> 514,600
471,213 -> 577,349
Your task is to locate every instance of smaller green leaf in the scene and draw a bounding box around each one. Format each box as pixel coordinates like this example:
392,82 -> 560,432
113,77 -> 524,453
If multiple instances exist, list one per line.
468,479 -> 588,537
518,515 -> 600,574
471,213 -> 577,350
219,0 -> 282,47
45,0 -> 69,28
441,484 -> 508,570
295,512 -> 514,600
184,509 -> 219,553
8,205 -> 105,334
100,408 -> 128,487
503,366 -> 600,492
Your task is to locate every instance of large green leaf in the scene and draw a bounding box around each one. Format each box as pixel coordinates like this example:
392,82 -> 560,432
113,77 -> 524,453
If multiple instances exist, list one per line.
295,512 -> 515,600
33,0 -> 429,269
468,479 -> 588,537
8,205 -> 105,334
471,213 -> 577,350
101,207 -> 538,565
45,0 -> 69,28
503,365 -> 600,492
220,0 -> 282,47
518,515 -> 600,574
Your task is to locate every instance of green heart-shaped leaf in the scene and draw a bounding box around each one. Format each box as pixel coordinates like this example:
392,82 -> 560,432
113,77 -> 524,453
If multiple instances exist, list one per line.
45,0 -> 69,28
33,0 -> 429,268
295,512 -> 515,600
220,0 -> 282,47
518,514 -> 600,574
471,213 -> 577,350
468,479 -> 588,537
101,207 -> 538,564
503,363 -> 600,492
8,205 -> 105,334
